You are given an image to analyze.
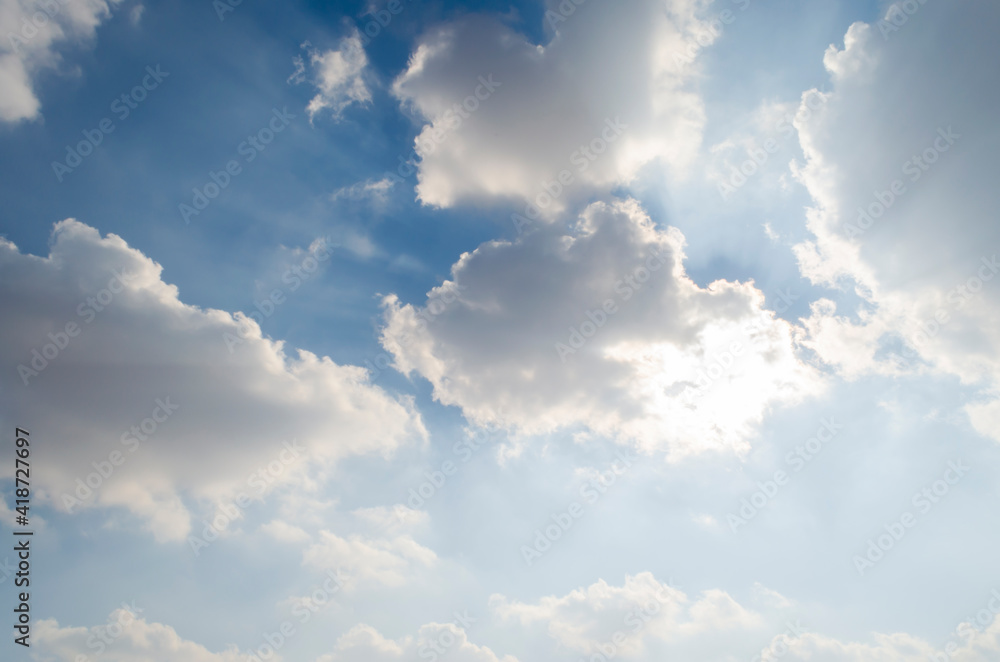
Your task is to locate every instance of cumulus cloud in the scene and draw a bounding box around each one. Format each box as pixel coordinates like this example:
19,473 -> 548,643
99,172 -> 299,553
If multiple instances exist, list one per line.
0,220 -> 425,542
0,0 -> 124,122
489,574 -> 1000,662
35,608 -> 261,662
291,32 -> 371,122
381,198 -> 821,457
316,622 -> 518,662
490,572 -> 762,656
390,0 -> 716,214
787,2 -> 1000,439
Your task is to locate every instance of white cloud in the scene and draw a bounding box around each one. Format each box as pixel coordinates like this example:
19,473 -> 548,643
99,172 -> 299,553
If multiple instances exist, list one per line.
316,622 -> 518,662
381,198 -> 822,457
488,574 -> 1000,662
302,529 -> 436,588
292,32 -> 372,122
0,219 -> 425,542
490,573 -> 762,656
0,0 -> 124,122
390,0 -> 715,214
787,2 -> 1000,440
330,175 -> 396,203
35,608 -> 261,662
778,620 -> 1000,662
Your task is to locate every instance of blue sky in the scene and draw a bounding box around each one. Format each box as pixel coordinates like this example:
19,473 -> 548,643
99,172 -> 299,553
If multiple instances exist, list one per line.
2,1 -> 1000,661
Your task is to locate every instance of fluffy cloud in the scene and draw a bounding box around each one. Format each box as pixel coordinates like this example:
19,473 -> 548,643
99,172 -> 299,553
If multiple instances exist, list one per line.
490,572 -> 762,657
390,0 -> 715,214
0,0 -> 124,122
291,31 -> 372,122
788,2 -> 1000,440
381,198 -> 821,456
489,574 -> 1000,662
35,608 -> 260,662
0,220 -> 425,542
303,529 -> 436,588
316,622 -> 518,662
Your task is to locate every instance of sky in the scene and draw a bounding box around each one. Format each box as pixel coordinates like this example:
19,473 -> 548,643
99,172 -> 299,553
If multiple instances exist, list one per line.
1,0 -> 999,660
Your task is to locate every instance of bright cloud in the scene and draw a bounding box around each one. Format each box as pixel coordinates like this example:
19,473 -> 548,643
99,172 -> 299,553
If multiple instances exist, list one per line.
303,529 -> 437,588
381,198 -> 822,457
0,0 -> 124,122
0,220 -> 425,542
34,608 -> 260,662
390,0 -> 716,214
788,2 -> 1000,440
292,31 -> 372,122
317,622 -> 518,662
